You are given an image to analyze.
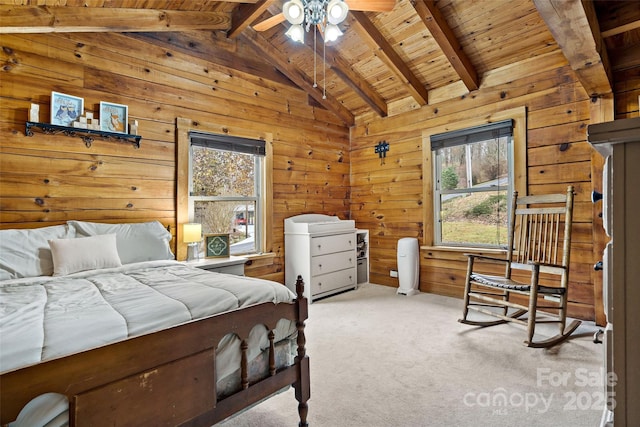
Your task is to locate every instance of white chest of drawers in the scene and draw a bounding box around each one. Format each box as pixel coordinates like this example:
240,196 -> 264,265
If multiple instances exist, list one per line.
588,117 -> 640,427
285,214 -> 358,303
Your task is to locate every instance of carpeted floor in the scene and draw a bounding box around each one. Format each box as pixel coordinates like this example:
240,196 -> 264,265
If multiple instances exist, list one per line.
219,283 -> 605,427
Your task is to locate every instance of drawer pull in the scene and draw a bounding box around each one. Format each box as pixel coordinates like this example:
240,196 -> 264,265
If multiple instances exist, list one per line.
318,264 -> 322,268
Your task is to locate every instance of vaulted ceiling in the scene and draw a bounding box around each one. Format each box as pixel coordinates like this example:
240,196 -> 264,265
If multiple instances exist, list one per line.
1,0 -> 639,126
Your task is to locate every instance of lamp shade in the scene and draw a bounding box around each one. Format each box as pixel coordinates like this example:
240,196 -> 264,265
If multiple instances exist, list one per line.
183,223 -> 202,243
286,24 -> 305,43
283,0 -> 305,25
325,23 -> 343,42
327,0 -> 349,25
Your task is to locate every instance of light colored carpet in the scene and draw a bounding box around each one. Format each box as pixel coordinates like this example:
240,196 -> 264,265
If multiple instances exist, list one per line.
219,283 -> 604,427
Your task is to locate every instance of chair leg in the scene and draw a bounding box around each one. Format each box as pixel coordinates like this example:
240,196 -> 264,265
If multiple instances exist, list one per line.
525,267 -> 540,345
558,293 -> 568,335
460,256 -> 474,321
502,289 -> 510,317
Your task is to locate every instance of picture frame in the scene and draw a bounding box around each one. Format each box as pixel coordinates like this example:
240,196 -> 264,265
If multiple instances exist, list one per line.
50,91 -> 84,127
100,101 -> 128,134
204,234 -> 230,258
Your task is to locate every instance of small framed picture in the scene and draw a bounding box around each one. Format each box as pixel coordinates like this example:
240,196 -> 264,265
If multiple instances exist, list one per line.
100,101 -> 128,134
204,234 -> 230,258
51,91 -> 83,127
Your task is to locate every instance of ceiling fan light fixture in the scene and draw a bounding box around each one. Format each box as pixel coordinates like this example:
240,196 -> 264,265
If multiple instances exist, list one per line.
325,23 -> 343,42
327,0 -> 349,25
286,24 -> 305,43
283,0 -> 305,25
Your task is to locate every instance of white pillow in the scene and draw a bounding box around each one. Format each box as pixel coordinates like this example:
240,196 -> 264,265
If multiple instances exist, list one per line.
49,234 -> 122,276
67,220 -> 174,264
0,225 -> 75,279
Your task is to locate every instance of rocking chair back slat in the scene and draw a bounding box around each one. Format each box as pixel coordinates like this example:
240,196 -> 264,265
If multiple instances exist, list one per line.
512,196 -> 571,267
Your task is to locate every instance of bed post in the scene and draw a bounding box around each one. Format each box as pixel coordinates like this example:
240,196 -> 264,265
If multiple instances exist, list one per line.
294,275 -> 310,427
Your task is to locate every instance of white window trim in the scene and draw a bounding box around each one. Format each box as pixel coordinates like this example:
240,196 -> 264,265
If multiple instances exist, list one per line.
188,140 -> 264,255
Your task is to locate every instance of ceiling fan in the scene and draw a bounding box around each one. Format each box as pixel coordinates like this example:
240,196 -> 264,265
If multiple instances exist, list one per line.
252,0 -> 396,32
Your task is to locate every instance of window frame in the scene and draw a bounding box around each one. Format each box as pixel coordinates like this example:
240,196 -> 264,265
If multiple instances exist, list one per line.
188,134 -> 265,255
421,107 -> 527,249
176,118 -> 273,261
432,120 -> 514,248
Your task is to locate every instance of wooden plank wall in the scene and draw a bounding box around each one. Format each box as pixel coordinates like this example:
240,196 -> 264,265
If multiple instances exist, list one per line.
0,32 -> 351,283
1,33 -> 638,321
349,49 -> 629,321
614,67 -> 640,118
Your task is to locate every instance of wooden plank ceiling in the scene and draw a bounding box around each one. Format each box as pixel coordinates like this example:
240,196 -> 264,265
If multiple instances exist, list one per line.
1,0 -> 638,126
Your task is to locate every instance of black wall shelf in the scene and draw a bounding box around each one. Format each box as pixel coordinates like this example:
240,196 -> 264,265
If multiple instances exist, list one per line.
25,121 -> 142,149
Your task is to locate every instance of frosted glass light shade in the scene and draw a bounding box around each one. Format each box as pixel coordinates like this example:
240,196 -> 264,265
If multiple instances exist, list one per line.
283,0 -> 305,25
325,23 -> 343,42
327,0 -> 349,25
286,24 -> 305,43
183,223 -> 202,243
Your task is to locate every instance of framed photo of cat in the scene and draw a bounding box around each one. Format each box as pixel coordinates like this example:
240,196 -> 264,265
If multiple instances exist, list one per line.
100,101 -> 128,134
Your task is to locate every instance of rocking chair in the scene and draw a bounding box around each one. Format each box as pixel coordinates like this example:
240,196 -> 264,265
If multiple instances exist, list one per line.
459,185 -> 580,348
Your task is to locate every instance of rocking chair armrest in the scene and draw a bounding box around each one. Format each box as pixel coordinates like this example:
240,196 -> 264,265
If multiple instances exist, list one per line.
525,261 -> 568,275
464,253 -> 509,264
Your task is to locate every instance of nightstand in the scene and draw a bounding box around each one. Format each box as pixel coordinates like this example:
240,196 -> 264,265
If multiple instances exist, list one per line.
183,256 -> 248,276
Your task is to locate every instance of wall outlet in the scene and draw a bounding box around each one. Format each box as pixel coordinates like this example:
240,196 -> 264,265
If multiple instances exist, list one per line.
390,270 -> 398,278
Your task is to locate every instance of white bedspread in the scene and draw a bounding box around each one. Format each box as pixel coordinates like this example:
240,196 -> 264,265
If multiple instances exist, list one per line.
0,260 -> 296,375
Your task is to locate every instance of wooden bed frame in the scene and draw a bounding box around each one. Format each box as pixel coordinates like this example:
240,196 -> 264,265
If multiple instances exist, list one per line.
0,276 -> 310,427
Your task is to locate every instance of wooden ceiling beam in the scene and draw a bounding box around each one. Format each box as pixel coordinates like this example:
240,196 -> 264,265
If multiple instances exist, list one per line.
328,50 -> 389,118
0,6 -> 230,33
227,0 -> 275,39
305,38 -> 388,117
249,3 -> 387,119
533,0 -> 612,97
240,29 -> 355,127
350,11 -> 429,106
413,0 -> 479,92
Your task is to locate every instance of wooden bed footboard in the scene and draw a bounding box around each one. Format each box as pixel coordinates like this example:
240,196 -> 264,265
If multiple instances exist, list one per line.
0,276 -> 310,427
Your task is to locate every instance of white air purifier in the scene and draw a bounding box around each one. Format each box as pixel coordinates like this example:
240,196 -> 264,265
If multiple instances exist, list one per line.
397,237 -> 420,296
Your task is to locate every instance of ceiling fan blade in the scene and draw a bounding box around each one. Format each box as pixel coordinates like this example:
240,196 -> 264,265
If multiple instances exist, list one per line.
252,0 -> 395,32
346,0 -> 396,12
253,13 -> 286,32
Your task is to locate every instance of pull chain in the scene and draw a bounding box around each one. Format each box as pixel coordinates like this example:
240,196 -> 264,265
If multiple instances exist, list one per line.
313,26 -> 318,88
323,34 -> 327,99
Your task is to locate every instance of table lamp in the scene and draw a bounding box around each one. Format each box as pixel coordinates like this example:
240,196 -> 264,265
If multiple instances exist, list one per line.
183,223 -> 202,261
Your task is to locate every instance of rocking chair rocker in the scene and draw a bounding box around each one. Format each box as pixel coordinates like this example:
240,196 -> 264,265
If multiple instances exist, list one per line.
459,185 -> 580,348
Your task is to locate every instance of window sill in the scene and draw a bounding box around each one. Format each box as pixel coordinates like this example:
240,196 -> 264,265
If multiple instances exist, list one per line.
239,252 -> 276,266
420,245 -> 507,257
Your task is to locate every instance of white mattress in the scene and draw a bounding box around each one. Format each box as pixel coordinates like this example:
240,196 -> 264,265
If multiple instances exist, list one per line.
0,260 -> 297,376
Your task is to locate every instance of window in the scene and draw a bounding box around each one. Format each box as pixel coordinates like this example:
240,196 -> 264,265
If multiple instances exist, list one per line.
431,120 -> 514,248
189,132 -> 265,255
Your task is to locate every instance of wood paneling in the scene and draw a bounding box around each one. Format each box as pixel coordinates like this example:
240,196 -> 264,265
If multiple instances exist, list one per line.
0,32 -> 350,282
350,53 -> 599,320
1,19 -> 638,322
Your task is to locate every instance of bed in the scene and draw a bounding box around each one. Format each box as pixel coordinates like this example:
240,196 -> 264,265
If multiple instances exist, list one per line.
0,221 -> 310,426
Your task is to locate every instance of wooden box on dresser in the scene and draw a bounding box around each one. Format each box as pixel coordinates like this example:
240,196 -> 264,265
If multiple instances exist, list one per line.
285,214 -> 358,303
588,117 -> 640,427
